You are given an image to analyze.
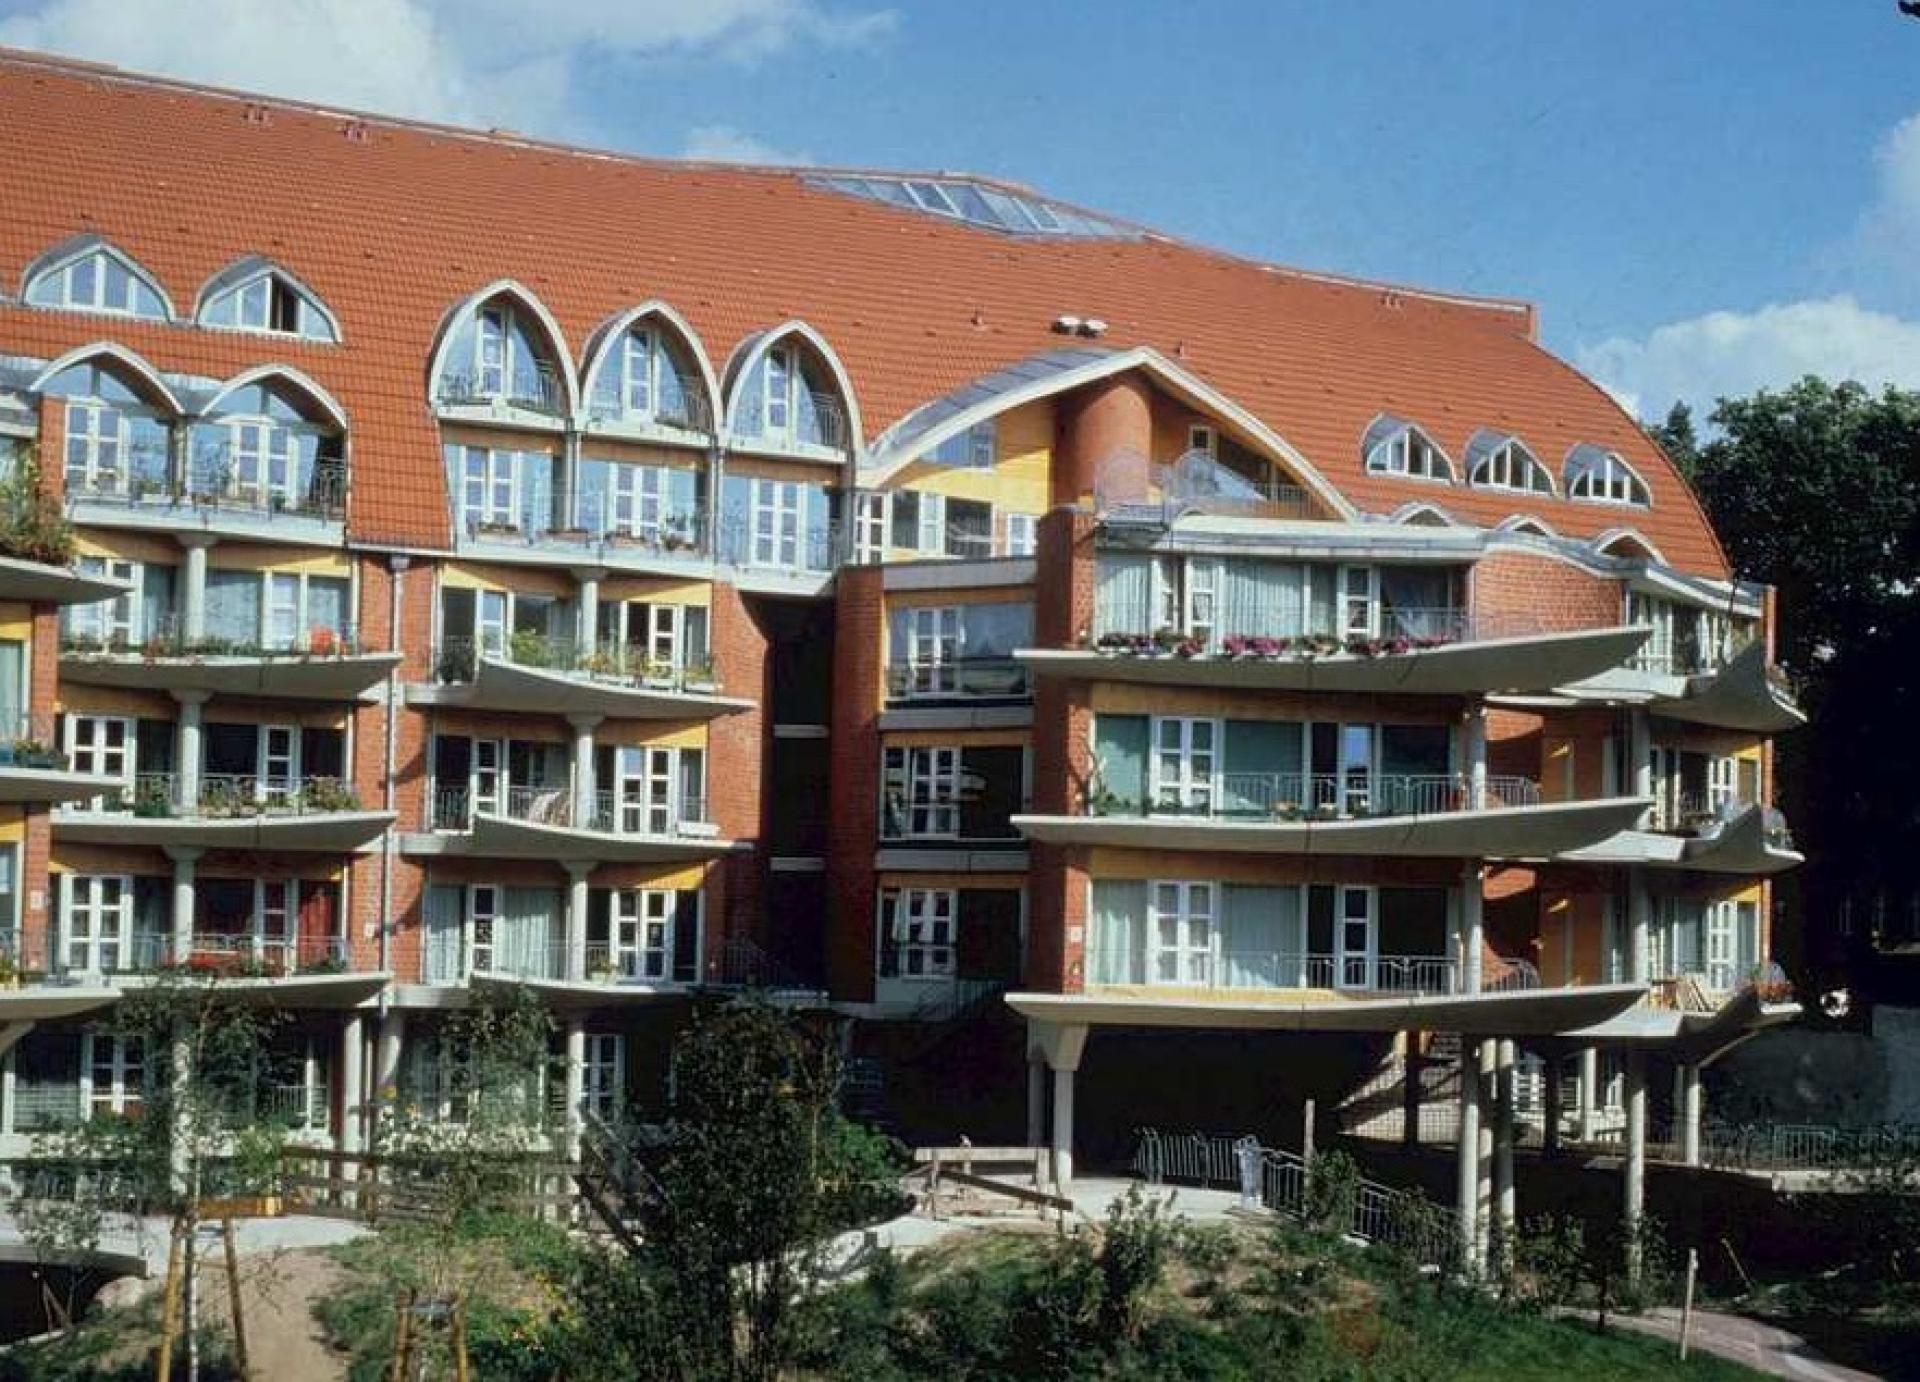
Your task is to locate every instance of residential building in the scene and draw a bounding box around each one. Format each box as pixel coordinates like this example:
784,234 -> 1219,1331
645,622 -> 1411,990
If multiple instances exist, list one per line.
0,51 -> 1801,1260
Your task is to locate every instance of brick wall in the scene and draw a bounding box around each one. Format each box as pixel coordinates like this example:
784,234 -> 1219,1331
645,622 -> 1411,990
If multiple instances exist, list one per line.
1470,549 -> 1622,632
825,564 -> 883,1001
707,580 -> 768,973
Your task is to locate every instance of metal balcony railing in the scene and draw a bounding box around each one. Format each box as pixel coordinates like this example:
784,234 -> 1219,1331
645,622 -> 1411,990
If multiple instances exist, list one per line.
732,391 -> 850,452
1090,607 -> 1609,656
437,366 -> 564,417
714,514 -> 842,573
1088,772 -> 1541,821
68,771 -> 363,819
432,784 -> 712,839
62,613 -> 361,660
585,385 -> 713,434
471,939 -> 693,986
64,451 -> 348,523
1085,947 -> 1461,995
0,713 -> 69,771
885,656 -> 1030,701
259,1081 -> 331,1133
431,634 -> 718,693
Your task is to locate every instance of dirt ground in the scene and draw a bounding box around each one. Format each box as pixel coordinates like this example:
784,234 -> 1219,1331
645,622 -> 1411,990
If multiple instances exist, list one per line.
199,1246 -> 349,1381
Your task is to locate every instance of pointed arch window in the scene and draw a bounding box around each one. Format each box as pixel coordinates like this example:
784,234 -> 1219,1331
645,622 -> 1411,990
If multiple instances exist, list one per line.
39,359 -> 175,500
1466,431 -> 1555,496
587,323 -> 703,431
200,265 -> 338,342
1362,417 -> 1454,482
732,334 -> 852,453
191,379 -> 346,518
1565,445 -> 1650,507
435,296 -> 566,416
24,244 -> 169,320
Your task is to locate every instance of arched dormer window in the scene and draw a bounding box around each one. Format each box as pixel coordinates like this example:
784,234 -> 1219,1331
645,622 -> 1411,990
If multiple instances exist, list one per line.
190,370 -> 348,519
198,259 -> 338,342
1393,502 -> 1455,528
1362,414 -> 1454,482
1496,514 -> 1557,539
1466,429 -> 1555,496
727,324 -> 858,455
23,238 -> 171,321
431,285 -> 573,419
583,305 -> 717,434
34,347 -> 180,501
1594,528 -> 1664,563
1565,444 -> 1650,507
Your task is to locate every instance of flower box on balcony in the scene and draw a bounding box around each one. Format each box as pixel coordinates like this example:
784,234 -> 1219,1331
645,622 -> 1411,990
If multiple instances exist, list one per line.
474,521 -> 521,539
679,820 -> 721,839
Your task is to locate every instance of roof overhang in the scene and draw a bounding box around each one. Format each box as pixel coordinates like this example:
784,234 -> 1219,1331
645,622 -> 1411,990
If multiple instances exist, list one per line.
0,554 -> 132,605
470,971 -> 699,1010
1014,797 -> 1652,860
1563,991 -> 1802,1064
1006,983 -> 1647,1037
1019,625 -> 1651,697
59,651 -> 401,700
55,810 -> 394,852
469,814 -> 738,864
1560,806 -> 1803,875
1669,641 -> 1806,732
0,986 -> 123,1022
407,658 -> 753,719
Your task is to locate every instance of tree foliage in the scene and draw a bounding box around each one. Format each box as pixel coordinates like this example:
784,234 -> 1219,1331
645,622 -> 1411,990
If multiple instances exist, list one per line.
1673,378 -> 1920,980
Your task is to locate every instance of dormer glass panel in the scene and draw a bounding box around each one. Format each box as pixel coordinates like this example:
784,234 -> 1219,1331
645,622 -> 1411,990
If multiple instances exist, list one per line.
201,269 -> 336,342
190,383 -> 345,518
25,248 -> 168,320
1565,445 -> 1650,507
587,326 -> 700,430
435,300 -> 564,415
734,343 -> 847,452
40,361 -> 173,500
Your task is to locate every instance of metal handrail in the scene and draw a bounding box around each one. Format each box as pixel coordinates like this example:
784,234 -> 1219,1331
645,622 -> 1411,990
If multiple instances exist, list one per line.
61,613 -> 362,660
435,783 -> 711,838
1089,772 -> 1540,821
1086,948 -> 1458,995
66,771 -> 363,818
68,454 -> 348,522
432,634 -> 717,692
714,513 -> 842,573
437,365 -> 564,416
732,390 -> 850,452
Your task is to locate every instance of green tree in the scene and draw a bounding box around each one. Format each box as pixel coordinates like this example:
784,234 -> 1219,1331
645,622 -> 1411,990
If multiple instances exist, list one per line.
1681,377 -> 1920,983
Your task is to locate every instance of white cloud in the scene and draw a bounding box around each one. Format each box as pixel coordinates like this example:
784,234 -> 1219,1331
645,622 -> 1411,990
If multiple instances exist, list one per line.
1577,295 -> 1920,420
0,0 -> 894,135
681,124 -> 813,166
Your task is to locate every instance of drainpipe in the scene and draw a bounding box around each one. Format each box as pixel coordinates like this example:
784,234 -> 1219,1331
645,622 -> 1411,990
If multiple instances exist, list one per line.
379,555 -> 409,988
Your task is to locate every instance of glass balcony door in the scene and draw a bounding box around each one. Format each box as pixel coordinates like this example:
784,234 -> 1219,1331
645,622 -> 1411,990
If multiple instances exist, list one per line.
1336,886 -> 1377,990
1151,881 -> 1213,985
64,874 -> 133,973
615,747 -> 676,835
750,479 -> 801,566
1152,718 -> 1217,815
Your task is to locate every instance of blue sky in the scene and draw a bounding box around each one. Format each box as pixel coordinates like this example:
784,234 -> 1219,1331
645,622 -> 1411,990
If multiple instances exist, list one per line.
7,0 -> 1920,418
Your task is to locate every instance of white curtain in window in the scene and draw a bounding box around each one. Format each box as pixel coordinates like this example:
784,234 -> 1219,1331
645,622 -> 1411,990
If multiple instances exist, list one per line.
1221,885 -> 1302,988
1221,559 -> 1303,639
1090,880 -> 1147,984
1094,555 -> 1153,637
203,571 -> 259,644
424,885 -> 465,983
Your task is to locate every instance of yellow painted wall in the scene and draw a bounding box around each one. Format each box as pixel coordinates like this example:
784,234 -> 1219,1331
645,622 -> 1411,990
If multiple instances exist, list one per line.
599,576 -> 713,607
0,601 -> 32,641
208,544 -> 352,577
73,531 -> 177,564
440,561 -> 577,598
889,399 -> 1053,521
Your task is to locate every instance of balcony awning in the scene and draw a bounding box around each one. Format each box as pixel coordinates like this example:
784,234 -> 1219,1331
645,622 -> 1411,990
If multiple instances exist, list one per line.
1013,797 -> 1651,860
120,970 -> 391,1008
470,971 -> 700,1010
1005,983 -> 1647,1037
60,651 -> 401,700
0,766 -> 128,806
1667,641 -> 1807,733
1017,625 -> 1651,697
462,812 -> 739,864
408,657 -> 753,720
0,985 -> 123,1023
1561,989 -> 1802,1064
1559,804 -> 1803,875
56,810 -> 395,853
0,554 -> 131,606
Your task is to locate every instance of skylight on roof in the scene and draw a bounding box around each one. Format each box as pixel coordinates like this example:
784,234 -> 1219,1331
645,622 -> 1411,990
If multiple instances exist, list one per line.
811,175 -> 1138,239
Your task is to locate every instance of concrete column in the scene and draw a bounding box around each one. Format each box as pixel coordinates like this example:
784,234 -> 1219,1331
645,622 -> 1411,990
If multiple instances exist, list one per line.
1402,1034 -> 1424,1147
174,691 -> 208,812
564,1018 -> 586,1164
340,1013 -> 366,1160
1679,1062 -> 1704,1168
167,847 -> 200,964
1459,864 -> 1484,994
574,569 -> 603,662
1464,702 -> 1488,810
374,1009 -> 406,1135
1628,707 -> 1653,827
1623,1049 -> 1647,1280
1494,1039 -> 1516,1272
1578,1046 -> 1600,1142
1476,1039 -> 1495,1269
1628,869 -> 1652,985
1026,1049 -> 1048,1148
1543,1052 -> 1564,1156
564,861 -> 593,983
569,714 -> 601,828
1455,1035 -> 1483,1274
178,536 -> 214,643
1031,1021 -> 1089,1193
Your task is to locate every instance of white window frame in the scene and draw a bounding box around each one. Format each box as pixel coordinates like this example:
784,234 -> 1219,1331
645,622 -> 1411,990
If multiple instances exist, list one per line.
1184,559 -> 1219,648
1336,885 -> 1378,990
611,463 -> 665,541
460,447 -> 519,530
1367,427 -> 1452,482
1472,440 -> 1554,496
749,478 -> 801,566
64,874 -> 133,974
1003,512 -> 1037,558
583,1033 -> 624,1119
1151,717 -> 1217,814
897,887 -> 957,979
622,328 -> 656,417
39,249 -> 157,317
903,746 -> 961,838
915,491 -> 947,554
65,401 -> 129,493
1705,900 -> 1737,992
226,416 -> 298,506
69,558 -> 140,646
476,305 -> 511,398
1150,880 -> 1213,985
1568,451 -> 1649,506
855,492 -> 888,564
467,884 -> 500,974
1340,565 -> 1379,637
84,1032 -> 146,1117
763,345 -> 794,436
906,606 -> 961,694
63,714 -> 135,806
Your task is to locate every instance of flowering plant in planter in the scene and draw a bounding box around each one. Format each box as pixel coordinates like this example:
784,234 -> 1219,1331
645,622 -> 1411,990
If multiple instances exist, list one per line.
1094,631 -> 1154,655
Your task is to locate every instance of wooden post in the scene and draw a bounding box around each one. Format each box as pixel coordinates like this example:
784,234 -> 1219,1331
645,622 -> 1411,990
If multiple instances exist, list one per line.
452,1292 -> 472,1382
1678,1248 -> 1698,1360
155,1218 -> 184,1382
389,1288 -> 415,1382
222,1216 -> 251,1382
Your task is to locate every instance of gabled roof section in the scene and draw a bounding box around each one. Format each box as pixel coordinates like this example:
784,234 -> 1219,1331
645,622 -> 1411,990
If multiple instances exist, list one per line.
427,279 -> 581,415
863,345 -> 1356,521
0,49 -> 1730,573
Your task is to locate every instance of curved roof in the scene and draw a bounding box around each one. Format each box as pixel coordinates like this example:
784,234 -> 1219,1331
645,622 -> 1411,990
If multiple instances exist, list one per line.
0,50 -> 1728,576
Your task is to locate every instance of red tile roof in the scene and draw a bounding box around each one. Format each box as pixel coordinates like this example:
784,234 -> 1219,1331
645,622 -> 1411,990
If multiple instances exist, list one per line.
0,49 -> 1729,577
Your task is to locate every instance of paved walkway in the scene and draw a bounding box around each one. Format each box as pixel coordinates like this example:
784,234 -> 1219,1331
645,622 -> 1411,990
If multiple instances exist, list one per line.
0,1211 -> 368,1277
1581,1307 -> 1883,1381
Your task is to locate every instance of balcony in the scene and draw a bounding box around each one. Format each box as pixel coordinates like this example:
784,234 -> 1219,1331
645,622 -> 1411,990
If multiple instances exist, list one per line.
421,784 -> 735,864
435,366 -> 566,424
456,498 -> 709,567
1559,798 -> 1802,875
885,656 -> 1031,704
55,772 -> 393,851
584,388 -> 714,443
731,391 -> 851,458
0,715 -> 128,805
1027,614 -> 1653,697
715,514 -> 843,577
1017,773 -> 1651,861
1085,947 -> 1542,997
66,456 -> 349,538
59,624 -> 399,700
1568,639 -> 1804,733
410,635 -> 752,720
0,552 -> 132,605
467,939 -> 700,1005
